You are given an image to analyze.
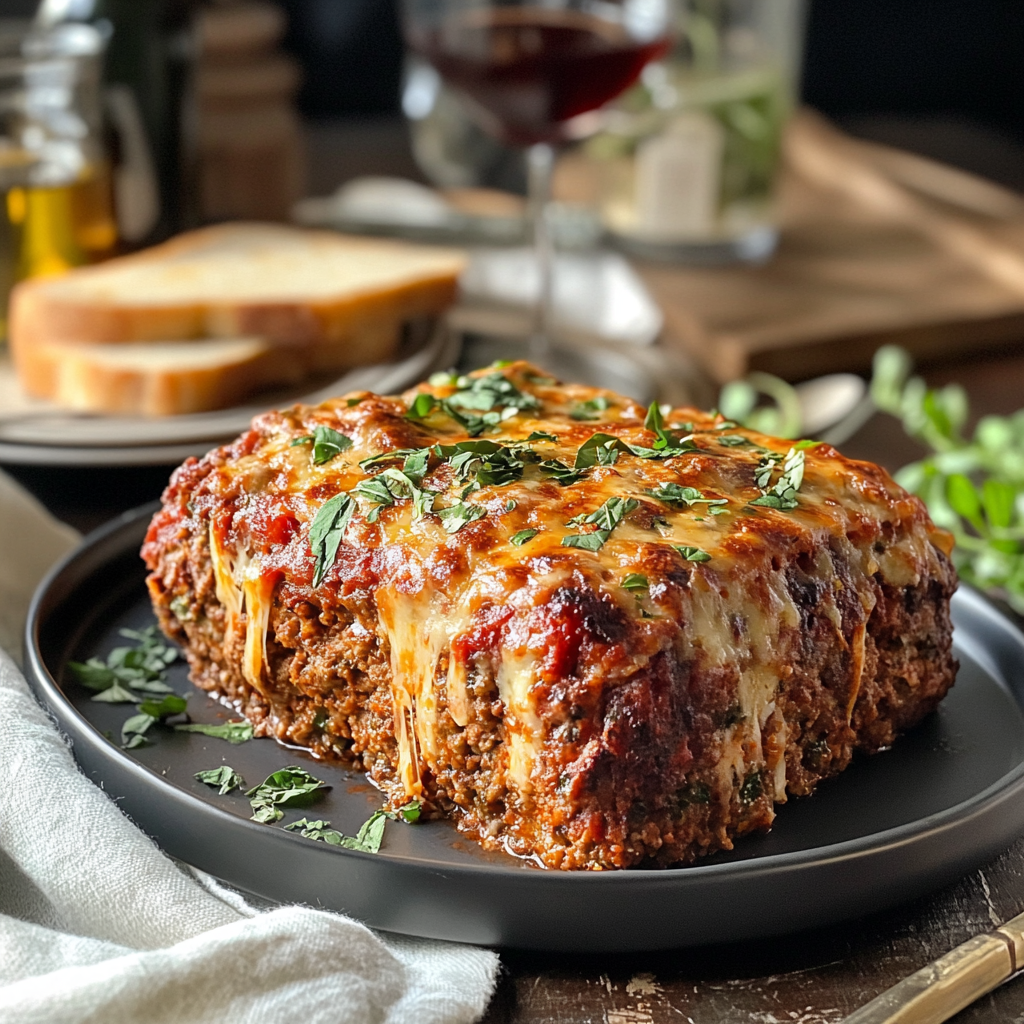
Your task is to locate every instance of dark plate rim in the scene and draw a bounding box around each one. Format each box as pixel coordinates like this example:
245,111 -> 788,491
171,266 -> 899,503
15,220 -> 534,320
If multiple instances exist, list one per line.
25,504 -> 1024,890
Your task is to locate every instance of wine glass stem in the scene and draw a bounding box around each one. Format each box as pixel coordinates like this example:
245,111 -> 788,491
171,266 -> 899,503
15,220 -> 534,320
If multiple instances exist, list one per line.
527,142 -> 555,363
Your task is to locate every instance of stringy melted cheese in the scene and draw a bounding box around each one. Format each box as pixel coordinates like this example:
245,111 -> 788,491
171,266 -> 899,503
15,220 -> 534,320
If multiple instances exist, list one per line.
203,361 -> 951,809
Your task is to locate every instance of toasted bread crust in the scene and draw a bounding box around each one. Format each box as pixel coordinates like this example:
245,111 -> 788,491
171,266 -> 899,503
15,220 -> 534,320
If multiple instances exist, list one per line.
9,224 -> 463,414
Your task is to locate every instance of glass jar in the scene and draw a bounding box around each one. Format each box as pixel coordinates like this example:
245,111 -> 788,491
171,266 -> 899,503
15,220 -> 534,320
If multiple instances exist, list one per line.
585,0 -> 805,263
0,21 -> 117,337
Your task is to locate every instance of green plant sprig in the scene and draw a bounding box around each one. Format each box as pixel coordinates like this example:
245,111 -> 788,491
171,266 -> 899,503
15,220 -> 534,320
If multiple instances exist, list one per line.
870,346 -> 1024,613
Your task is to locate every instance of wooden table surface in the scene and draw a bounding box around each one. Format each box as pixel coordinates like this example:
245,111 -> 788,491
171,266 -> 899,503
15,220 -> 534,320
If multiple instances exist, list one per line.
7,117 -> 1024,1024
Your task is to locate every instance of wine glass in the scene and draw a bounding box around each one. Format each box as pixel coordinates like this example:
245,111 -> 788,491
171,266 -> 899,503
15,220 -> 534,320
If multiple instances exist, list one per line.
402,0 -> 674,364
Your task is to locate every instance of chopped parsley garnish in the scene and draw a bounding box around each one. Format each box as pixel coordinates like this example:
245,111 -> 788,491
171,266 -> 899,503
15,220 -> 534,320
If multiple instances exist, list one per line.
406,392 -> 438,421
622,573 -> 649,591
539,459 -> 587,485
434,438 -> 535,491
69,626 -> 177,702
175,720 -> 254,744
645,483 -> 728,511
291,425 -> 353,464
446,371 -> 540,416
354,468 -> 435,523
286,801 -> 421,852
570,396 -> 611,421
428,370 -> 461,387
247,766 -> 328,824
673,545 -> 712,563
309,492 -> 356,586
195,765 -> 244,795
284,818 -> 348,844
574,432 -> 629,469
562,497 -> 638,551
644,401 -> 672,447
510,528 -> 539,546
635,402 -> 702,459
753,451 -> 786,490
435,500 -> 486,534
526,430 -> 558,442
121,693 -> 187,749
401,447 -> 431,484
358,447 -> 423,472
717,435 -> 752,447
750,447 -> 806,510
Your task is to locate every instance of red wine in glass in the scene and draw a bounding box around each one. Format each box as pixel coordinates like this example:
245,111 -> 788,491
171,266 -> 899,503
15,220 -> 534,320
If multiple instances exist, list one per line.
410,9 -> 671,146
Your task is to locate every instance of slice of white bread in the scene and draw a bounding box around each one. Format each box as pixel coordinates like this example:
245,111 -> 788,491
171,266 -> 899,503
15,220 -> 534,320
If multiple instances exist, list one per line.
18,337 -> 305,417
9,222 -> 465,414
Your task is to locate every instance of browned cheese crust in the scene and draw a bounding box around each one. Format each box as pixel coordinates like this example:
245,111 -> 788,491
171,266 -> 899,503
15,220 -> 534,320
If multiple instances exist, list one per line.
142,362 -> 958,869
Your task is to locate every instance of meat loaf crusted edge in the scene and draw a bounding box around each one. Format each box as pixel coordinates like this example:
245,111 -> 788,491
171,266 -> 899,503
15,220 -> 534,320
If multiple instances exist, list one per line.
142,361 -> 958,869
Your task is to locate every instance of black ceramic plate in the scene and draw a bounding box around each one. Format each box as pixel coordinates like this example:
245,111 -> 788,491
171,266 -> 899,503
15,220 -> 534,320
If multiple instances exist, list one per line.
26,505 -> 1024,952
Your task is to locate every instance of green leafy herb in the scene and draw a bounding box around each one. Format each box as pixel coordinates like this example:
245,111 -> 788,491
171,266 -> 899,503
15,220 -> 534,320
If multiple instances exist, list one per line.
435,501 -> 486,534
247,766 -> 328,824
719,372 -> 803,438
526,430 -> 558,442
673,545 -> 712,563
538,459 -> 587,485
286,800 -> 421,851
121,693 -> 187,749
195,765 -> 245,795
355,469 -> 435,524
395,799 -> 422,823
645,483 -> 728,511
405,392 -> 438,421
68,626 -> 178,701
869,345 -> 1024,614
90,680 -> 139,704
309,493 -> 356,586
175,720 -> 254,744
428,370 -> 461,387
570,396 -> 611,421
574,432 -> 630,469
346,809 -> 390,852
510,528 -> 539,546
749,447 -> 806,510
632,402 -> 702,458
402,447 -> 431,484
739,770 -> 763,803
433,439 -> 534,491
358,447 -> 424,472
446,371 -> 540,416
562,497 -> 638,551
284,818 -> 347,844
717,435 -> 752,447
291,426 -> 353,464
622,573 -> 649,591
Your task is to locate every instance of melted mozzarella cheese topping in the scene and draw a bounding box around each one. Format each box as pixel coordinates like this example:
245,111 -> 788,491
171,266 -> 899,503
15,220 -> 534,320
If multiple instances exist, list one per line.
206,362 -> 951,808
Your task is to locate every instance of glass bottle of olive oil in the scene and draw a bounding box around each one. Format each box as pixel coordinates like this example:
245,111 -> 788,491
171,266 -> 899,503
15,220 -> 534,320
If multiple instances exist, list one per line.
0,22 -> 117,340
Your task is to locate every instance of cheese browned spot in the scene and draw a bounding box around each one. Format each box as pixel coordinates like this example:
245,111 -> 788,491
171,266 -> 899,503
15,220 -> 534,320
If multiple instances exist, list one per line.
143,361 -> 958,869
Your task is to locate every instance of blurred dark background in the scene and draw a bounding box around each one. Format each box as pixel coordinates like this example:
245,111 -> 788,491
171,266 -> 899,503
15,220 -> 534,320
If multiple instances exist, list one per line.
281,0 -> 1024,189
1,0 -> 1021,185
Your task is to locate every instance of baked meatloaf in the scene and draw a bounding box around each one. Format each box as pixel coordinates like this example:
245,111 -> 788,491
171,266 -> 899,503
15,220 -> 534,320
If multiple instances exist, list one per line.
143,361 -> 958,869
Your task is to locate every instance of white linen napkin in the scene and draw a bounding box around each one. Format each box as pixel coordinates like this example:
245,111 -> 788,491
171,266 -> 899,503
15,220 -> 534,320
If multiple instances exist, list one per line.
0,469 -> 498,1024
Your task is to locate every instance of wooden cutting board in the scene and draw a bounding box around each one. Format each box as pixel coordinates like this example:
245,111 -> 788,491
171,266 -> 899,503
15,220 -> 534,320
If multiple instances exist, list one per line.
632,112 -> 1024,383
